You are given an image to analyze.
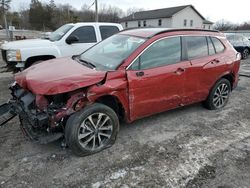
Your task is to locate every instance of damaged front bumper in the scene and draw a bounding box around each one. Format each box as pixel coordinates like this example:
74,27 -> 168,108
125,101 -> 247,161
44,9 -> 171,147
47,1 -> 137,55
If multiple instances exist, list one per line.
0,82 -> 88,144
0,83 -> 65,143
0,103 -> 16,126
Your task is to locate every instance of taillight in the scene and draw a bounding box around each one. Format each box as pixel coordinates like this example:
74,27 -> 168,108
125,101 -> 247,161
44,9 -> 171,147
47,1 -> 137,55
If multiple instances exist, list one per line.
236,52 -> 241,61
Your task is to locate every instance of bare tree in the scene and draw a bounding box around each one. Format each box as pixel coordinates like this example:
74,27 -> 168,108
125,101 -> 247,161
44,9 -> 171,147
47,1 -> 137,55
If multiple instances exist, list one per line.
126,7 -> 144,16
213,19 -> 236,31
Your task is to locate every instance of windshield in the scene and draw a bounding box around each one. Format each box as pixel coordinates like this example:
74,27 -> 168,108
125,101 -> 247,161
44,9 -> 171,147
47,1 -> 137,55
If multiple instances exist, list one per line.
79,34 -> 146,70
49,24 -> 74,41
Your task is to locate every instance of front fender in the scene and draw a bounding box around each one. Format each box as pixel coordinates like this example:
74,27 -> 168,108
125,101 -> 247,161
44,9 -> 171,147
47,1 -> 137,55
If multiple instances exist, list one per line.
21,46 -> 61,62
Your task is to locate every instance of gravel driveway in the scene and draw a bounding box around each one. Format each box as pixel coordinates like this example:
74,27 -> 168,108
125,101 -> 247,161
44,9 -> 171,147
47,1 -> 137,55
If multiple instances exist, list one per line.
0,58 -> 250,188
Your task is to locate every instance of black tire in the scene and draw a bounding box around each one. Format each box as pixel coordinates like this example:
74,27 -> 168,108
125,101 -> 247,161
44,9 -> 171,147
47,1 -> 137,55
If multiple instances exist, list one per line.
65,103 -> 119,156
203,78 -> 231,110
242,48 -> 249,59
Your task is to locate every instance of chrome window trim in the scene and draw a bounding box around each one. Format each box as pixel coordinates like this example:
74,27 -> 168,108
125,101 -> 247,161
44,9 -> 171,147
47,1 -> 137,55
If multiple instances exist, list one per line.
126,34 -> 224,70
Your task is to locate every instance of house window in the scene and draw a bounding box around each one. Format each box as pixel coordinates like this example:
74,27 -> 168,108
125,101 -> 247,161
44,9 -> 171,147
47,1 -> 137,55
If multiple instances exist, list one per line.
125,22 -> 128,28
203,25 -> 206,29
138,21 -> 141,27
158,19 -> 162,26
184,19 -> 187,27
143,20 -> 147,27
208,25 -> 211,29
190,20 -> 193,27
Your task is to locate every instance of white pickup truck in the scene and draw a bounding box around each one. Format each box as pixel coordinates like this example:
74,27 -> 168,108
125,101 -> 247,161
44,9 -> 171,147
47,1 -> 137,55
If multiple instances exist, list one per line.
1,22 -> 123,69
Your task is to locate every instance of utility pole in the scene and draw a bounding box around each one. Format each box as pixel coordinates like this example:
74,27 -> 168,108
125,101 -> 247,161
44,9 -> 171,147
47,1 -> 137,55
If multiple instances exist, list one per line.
1,1 -> 10,41
95,0 -> 98,22
3,13 -> 9,41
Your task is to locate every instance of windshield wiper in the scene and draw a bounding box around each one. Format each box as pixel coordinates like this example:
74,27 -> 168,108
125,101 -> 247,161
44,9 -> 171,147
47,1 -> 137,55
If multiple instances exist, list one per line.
73,56 -> 96,69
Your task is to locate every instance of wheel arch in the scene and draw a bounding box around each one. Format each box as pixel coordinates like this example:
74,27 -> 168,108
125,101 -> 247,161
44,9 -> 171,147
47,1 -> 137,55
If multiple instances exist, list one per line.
25,55 -> 56,68
220,73 -> 234,90
95,95 -> 126,121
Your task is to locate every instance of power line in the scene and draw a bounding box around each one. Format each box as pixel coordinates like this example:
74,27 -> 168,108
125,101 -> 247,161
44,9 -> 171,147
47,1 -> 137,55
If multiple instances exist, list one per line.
88,1 -> 95,10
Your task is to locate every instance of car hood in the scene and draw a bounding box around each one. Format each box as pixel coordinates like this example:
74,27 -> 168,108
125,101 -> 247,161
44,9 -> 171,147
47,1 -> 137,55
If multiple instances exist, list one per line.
15,57 -> 107,95
1,39 -> 54,50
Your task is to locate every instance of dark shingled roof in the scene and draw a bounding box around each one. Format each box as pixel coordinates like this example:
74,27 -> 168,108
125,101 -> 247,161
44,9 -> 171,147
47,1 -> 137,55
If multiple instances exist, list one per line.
203,20 -> 214,24
121,5 -> 206,22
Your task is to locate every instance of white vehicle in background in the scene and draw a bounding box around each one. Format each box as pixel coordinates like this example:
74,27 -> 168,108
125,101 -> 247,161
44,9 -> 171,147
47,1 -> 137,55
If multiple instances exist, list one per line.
0,22 -> 123,69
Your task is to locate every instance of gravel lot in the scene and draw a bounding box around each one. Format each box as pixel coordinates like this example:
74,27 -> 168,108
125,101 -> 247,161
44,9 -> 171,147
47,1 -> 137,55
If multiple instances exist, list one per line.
0,57 -> 250,188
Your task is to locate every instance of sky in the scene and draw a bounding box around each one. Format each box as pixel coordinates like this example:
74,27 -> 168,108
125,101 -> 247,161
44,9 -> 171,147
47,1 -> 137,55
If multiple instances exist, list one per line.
10,0 -> 250,23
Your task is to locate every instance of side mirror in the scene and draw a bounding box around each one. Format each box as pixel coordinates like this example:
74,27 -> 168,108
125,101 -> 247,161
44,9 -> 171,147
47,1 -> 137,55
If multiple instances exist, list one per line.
66,35 -> 79,44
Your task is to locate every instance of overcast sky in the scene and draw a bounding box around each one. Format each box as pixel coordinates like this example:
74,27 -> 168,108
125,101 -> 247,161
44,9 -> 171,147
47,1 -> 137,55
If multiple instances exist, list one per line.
10,0 -> 250,23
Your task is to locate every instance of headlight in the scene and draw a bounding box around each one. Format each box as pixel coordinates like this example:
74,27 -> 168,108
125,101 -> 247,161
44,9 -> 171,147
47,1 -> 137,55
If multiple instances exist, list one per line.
6,50 -> 22,62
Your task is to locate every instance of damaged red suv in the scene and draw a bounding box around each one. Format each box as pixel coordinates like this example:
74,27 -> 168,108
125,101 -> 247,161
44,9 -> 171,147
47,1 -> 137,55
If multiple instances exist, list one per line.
0,28 -> 241,156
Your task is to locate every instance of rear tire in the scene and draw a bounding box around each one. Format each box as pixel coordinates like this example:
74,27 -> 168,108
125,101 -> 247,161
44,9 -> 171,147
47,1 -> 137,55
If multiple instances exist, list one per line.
65,103 -> 119,156
203,78 -> 231,110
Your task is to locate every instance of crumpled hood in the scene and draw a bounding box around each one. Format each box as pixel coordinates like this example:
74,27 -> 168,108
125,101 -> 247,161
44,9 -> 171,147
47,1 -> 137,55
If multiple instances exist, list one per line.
1,39 -> 53,50
15,57 -> 107,95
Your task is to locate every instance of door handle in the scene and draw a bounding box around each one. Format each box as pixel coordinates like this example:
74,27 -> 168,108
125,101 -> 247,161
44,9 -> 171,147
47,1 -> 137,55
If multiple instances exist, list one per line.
174,68 -> 185,75
211,59 -> 220,64
136,71 -> 144,77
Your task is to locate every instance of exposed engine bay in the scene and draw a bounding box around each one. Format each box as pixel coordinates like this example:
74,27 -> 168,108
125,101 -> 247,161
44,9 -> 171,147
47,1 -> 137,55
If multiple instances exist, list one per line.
0,82 -> 87,144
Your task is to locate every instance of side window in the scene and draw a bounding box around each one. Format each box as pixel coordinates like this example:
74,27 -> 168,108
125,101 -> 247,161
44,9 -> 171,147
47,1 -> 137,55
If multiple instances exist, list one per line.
99,26 -> 120,40
138,21 -> 141,27
184,19 -> 187,27
207,37 -> 216,55
70,26 -> 97,43
158,19 -> 162,26
211,37 -> 225,53
190,20 -> 193,27
130,37 -> 181,70
185,36 -> 208,59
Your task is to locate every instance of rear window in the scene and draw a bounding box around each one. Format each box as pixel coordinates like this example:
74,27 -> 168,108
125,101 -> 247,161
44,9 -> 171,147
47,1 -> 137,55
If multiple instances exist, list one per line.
211,37 -> 225,53
99,26 -> 120,40
185,36 -> 208,59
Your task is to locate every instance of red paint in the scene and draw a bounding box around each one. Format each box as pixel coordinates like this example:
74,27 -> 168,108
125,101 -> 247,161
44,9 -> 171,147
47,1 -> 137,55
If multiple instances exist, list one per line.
14,29 -> 241,123
15,57 -> 106,95
35,95 -> 49,111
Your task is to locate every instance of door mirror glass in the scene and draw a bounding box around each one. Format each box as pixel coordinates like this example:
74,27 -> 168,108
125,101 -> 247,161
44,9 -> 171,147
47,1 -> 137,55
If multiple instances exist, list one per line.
66,35 -> 79,44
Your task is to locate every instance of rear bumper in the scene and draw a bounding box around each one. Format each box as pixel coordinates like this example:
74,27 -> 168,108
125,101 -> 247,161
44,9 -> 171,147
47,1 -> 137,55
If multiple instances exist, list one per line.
233,73 -> 239,89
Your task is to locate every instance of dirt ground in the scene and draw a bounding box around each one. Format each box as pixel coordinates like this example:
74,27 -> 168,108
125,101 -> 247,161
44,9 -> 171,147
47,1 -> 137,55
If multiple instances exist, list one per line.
0,58 -> 250,188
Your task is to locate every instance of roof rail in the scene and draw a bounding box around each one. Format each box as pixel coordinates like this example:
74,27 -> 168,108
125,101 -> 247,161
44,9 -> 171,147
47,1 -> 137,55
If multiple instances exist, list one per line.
151,28 -> 219,37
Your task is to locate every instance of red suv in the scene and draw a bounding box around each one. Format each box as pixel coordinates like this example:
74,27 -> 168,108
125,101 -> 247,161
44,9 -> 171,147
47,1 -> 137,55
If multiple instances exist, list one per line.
0,28 -> 241,156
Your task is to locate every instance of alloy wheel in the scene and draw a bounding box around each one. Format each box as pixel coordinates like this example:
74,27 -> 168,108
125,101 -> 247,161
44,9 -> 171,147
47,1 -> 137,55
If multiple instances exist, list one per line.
213,83 -> 230,108
78,113 -> 113,151
243,49 -> 249,59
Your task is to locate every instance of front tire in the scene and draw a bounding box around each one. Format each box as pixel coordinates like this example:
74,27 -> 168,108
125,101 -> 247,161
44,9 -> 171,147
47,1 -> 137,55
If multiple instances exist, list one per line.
65,103 -> 119,156
204,78 -> 231,110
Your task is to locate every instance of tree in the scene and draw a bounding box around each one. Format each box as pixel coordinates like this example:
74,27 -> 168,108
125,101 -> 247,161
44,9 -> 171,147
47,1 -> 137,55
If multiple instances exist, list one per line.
29,0 -> 52,30
0,0 -> 12,40
0,0 -> 11,13
126,7 -> 144,16
49,0 -> 56,10
213,20 -> 236,31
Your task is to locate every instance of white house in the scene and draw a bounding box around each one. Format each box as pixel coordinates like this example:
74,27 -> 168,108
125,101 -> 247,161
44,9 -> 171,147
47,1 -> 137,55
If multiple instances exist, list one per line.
120,5 -> 213,30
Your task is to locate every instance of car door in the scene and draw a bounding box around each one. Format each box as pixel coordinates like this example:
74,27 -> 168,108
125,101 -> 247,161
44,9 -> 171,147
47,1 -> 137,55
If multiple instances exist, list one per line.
126,37 -> 191,121
182,36 -> 227,104
61,26 -> 98,56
